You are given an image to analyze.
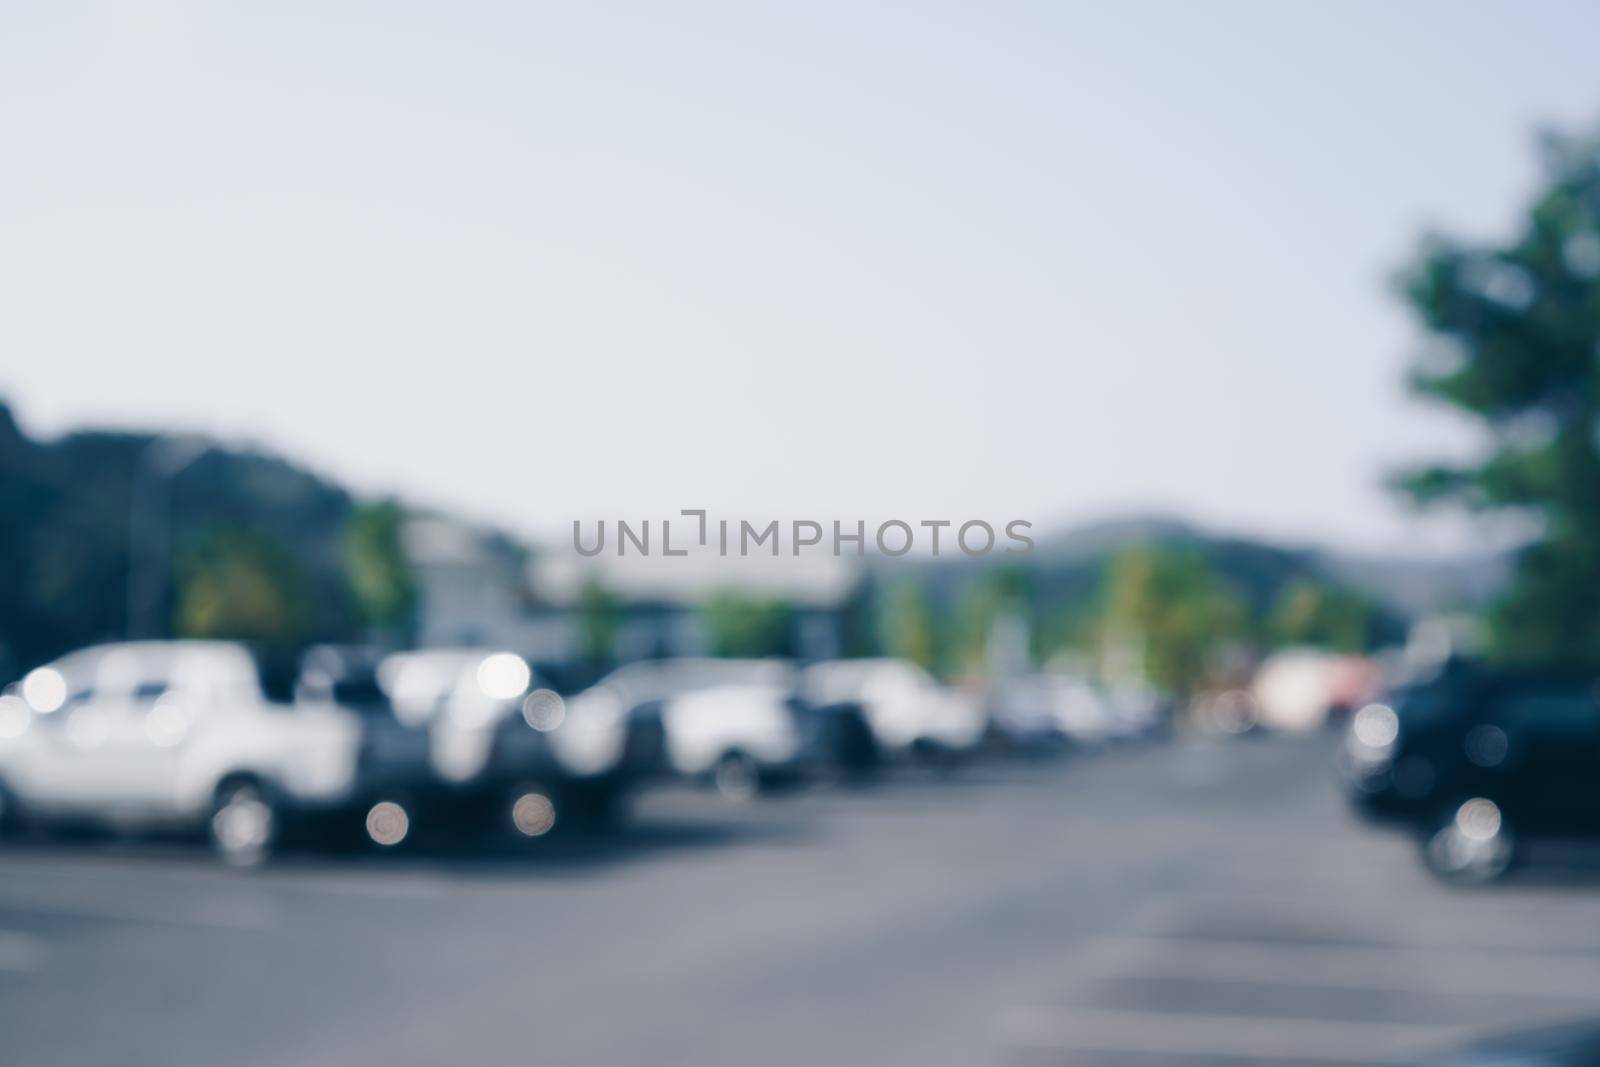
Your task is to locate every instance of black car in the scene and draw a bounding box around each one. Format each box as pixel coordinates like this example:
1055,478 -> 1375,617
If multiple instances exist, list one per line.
295,645 -> 442,846
301,646 -> 641,844
378,648 -> 647,837
1406,1021 -> 1600,1065
1344,659 -> 1600,882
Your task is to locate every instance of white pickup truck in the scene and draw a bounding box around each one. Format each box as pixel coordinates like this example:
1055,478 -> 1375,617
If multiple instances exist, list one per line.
0,641 -> 365,865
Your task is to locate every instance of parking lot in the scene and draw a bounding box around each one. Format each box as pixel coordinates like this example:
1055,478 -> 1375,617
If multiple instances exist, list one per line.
3,732 -> 1600,1066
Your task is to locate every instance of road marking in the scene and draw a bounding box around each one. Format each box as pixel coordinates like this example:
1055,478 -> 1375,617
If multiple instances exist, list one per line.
998,1005 -> 1462,1063
1081,935 -> 1600,1001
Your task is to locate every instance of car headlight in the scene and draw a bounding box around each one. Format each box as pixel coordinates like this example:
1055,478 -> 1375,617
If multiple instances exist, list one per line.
1348,703 -> 1399,765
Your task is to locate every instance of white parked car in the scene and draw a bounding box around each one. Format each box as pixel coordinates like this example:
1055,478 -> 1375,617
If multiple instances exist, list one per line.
799,659 -> 986,762
988,673 -> 1117,748
0,641 -> 364,865
568,659 -> 808,799
1100,682 -> 1166,741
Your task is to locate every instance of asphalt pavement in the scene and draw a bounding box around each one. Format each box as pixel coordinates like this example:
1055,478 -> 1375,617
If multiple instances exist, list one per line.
5,733 -> 1600,1066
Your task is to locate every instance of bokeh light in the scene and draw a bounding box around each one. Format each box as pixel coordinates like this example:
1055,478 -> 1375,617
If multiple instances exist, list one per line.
476,653 -> 530,701
521,688 -> 565,732
21,667 -> 66,713
511,792 -> 557,837
365,801 -> 410,847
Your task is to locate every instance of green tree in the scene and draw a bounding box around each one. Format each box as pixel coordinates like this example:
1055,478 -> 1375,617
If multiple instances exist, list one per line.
948,567 -> 1031,675
837,578 -> 877,658
1101,547 -> 1245,698
577,578 -> 620,665
701,592 -> 795,658
344,500 -> 416,638
879,580 -> 937,671
175,527 -> 310,644
1268,580 -> 1373,653
1398,125 -> 1600,665
1034,599 -> 1100,667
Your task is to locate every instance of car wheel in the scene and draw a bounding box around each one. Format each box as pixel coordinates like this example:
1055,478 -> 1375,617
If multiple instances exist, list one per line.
1421,797 -> 1517,885
209,781 -> 278,868
713,751 -> 760,802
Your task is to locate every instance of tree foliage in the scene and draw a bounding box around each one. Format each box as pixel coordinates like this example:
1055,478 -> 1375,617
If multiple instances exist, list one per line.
1269,580 -> 1374,653
701,591 -> 795,658
1101,548 -> 1246,697
176,527 -> 311,644
577,578 -> 620,666
345,500 -> 416,638
880,580 -> 937,670
1398,125 -> 1600,664
0,402 -> 377,676
948,567 -> 1031,675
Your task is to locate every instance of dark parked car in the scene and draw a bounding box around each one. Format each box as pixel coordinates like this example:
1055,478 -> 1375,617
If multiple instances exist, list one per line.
1406,1020 -> 1600,1065
294,645 -> 440,847
374,648 -> 641,835
1344,659 -> 1600,882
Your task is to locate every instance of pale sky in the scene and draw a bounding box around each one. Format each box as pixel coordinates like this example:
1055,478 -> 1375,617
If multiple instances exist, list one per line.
3,1 -> 1597,556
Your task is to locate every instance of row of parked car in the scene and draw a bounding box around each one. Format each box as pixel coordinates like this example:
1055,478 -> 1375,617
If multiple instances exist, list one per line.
0,641 -> 1158,865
